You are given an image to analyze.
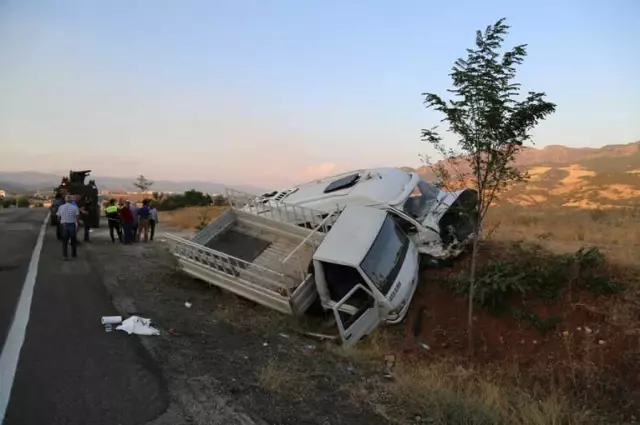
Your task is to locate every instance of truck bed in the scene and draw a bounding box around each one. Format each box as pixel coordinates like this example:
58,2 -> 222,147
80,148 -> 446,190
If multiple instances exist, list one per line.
204,218 -> 315,291
167,208 -> 323,315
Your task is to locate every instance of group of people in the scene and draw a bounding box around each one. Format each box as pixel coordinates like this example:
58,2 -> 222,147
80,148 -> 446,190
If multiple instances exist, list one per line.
54,195 -> 159,260
104,198 -> 159,244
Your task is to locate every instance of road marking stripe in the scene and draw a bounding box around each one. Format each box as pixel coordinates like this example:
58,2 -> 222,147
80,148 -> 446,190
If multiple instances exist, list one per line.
0,213 -> 49,423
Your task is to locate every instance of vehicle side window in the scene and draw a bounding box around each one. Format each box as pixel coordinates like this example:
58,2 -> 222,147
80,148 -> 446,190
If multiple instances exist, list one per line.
321,261 -> 365,302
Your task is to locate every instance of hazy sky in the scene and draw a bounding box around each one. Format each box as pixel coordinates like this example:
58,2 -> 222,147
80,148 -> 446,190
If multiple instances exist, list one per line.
1,0 -> 638,187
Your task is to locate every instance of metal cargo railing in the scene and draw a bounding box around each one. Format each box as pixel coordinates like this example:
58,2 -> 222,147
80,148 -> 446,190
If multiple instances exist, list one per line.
226,188 -> 331,230
165,233 -> 290,294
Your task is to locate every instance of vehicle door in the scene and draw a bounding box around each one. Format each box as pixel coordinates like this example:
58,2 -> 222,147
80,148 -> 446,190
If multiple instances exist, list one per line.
331,284 -> 382,349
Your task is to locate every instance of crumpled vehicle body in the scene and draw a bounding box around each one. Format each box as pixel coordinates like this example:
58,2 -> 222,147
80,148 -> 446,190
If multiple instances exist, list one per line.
239,174 -> 479,263
400,185 -> 479,263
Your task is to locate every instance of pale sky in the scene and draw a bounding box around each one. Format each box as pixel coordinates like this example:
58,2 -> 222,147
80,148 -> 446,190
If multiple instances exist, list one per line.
1,0 -> 638,187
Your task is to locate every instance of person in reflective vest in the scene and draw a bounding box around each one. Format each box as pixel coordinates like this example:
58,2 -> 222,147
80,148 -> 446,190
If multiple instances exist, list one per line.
105,199 -> 123,243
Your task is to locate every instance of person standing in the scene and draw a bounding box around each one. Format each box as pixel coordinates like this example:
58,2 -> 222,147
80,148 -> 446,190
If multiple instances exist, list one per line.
136,199 -> 151,243
52,194 -> 65,241
79,200 -> 91,242
56,195 -> 79,260
129,201 -> 139,242
149,203 -> 159,241
105,199 -> 123,243
119,201 -> 135,245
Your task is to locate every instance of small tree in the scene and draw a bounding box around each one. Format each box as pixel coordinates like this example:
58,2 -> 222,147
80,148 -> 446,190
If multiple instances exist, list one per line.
133,175 -> 154,192
421,18 -> 556,355
195,209 -> 211,231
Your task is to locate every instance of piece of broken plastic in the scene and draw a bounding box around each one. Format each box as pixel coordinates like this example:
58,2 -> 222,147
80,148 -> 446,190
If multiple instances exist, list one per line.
116,315 -> 160,336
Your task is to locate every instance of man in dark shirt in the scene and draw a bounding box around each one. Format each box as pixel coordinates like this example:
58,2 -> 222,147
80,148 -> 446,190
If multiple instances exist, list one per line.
119,201 -> 135,245
136,199 -> 151,243
52,195 -> 65,240
79,200 -> 91,242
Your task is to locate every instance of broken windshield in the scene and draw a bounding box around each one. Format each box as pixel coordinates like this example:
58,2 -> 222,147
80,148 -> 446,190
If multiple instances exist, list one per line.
402,180 -> 440,221
360,216 -> 409,294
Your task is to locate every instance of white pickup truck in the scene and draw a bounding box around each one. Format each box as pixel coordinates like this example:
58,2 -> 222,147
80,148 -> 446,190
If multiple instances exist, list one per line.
165,197 -> 420,348
238,167 -> 479,264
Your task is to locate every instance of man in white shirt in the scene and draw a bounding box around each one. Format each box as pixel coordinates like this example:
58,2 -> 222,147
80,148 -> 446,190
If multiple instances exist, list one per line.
56,195 -> 79,260
149,204 -> 159,241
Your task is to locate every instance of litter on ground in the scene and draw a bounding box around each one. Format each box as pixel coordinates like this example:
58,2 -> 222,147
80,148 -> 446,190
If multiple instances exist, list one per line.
116,315 -> 160,336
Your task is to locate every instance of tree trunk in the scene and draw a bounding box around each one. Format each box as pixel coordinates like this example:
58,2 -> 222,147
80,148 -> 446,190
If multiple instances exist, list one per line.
468,233 -> 480,356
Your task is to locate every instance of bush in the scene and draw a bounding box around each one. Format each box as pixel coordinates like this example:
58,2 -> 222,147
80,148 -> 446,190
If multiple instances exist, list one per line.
1,197 -> 29,208
154,189 -> 219,211
445,242 -> 624,316
195,209 -> 211,231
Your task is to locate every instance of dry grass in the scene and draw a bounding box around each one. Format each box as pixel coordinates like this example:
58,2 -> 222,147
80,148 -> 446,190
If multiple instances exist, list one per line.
257,359 -> 313,400
485,205 -> 640,265
384,361 -> 582,425
161,206 -> 229,229
334,334 -> 589,425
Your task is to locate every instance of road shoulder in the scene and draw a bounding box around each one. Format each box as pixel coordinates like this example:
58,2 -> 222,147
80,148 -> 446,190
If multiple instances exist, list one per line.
3,223 -> 168,425
87,228 -> 391,425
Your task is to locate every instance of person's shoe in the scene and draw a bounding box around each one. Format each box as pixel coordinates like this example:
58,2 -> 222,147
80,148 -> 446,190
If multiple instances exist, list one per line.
63,257 -> 69,261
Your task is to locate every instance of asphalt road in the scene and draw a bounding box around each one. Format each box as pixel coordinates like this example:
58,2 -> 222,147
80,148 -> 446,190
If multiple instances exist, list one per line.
0,208 -> 168,425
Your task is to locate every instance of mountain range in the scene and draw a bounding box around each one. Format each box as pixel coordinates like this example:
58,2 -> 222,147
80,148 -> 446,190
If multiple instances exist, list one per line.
0,171 -> 266,196
3,140 -> 640,208
412,140 -> 640,209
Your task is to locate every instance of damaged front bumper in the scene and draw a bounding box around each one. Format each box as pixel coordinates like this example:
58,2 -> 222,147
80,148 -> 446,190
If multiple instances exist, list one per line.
417,231 -> 477,265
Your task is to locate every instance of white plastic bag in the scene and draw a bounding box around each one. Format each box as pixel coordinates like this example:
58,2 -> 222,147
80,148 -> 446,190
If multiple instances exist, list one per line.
116,315 -> 160,336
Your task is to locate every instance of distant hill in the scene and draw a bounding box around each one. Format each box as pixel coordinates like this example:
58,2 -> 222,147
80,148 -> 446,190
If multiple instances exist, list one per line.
0,171 -> 266,196
411,140 -> 640,209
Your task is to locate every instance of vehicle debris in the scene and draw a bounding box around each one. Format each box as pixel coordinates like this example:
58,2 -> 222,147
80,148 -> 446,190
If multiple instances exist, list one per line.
101,315 -> 123,325
101,315 -> 122,332
300,331 -> 338,341
383,355 -> 396,379
116,315 -> 160,336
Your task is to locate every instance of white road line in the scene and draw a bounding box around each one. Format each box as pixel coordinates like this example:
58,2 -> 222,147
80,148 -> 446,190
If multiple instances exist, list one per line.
0,213 -> 49,424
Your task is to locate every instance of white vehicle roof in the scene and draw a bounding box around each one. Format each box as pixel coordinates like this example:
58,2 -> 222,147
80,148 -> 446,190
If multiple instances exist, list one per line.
313,205 -> 386,266
272,167 -> 418,212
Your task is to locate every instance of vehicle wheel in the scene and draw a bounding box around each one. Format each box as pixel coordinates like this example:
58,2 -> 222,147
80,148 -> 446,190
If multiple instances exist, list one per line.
419,254 -> 454,269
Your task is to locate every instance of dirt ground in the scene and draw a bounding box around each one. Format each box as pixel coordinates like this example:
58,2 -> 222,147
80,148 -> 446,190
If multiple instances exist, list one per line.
400,241 -> 640,420
83,208 -> 640,424
86,226 -> 397,425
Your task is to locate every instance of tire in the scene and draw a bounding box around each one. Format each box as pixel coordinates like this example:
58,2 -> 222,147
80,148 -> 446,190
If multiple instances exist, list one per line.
419,254 -> 454,269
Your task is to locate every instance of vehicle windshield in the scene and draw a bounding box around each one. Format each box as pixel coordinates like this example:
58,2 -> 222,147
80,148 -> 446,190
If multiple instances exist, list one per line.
402,180 -> 440,221
360,216 -> 410,294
